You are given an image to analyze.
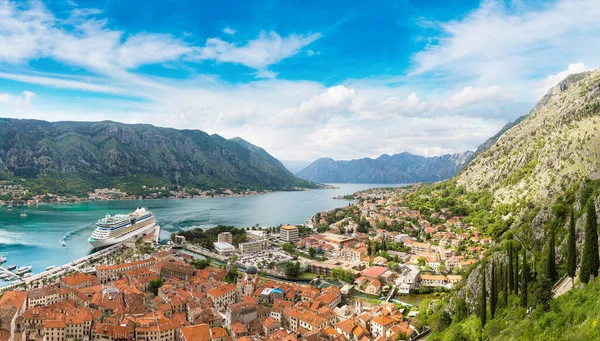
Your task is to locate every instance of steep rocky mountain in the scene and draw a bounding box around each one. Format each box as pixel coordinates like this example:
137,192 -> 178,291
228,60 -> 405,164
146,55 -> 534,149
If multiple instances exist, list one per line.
0,119 -> 315,195
296,151 -> 474,183
457,70 -> 600,205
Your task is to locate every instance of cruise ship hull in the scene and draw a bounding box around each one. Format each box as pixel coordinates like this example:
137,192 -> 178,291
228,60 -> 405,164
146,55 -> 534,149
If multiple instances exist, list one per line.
88,219 -> 157,249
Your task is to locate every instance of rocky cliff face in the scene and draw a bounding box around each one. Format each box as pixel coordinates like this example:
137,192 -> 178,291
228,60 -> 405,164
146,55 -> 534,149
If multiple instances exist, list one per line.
0,119 -> 314,192
457,70 -> 600,205
296,151 -> 474,183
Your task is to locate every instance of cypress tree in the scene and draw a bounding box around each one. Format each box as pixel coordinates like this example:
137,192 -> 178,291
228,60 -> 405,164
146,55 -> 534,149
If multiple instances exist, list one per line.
490,260 -> 497,318
567,208 -> 577,287
521,250 -> 528,308
580,201 -> 599,284
480,266 -> 487,328
503,264 -> 508,306
508,244 -> 514,292
546,224 -> 557,282
514,249 -> 519,295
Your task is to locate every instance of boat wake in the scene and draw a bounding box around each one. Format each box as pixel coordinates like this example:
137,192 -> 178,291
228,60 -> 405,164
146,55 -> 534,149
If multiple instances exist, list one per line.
61,223 -> 94,242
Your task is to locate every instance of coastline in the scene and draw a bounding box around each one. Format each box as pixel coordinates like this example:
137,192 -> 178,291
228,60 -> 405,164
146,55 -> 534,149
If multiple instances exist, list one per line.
1,185 -> 338,206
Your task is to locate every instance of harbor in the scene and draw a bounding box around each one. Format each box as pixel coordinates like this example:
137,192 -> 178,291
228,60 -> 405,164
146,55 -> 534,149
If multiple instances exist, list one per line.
0,184 -> 373,275
0,224 -> 160,292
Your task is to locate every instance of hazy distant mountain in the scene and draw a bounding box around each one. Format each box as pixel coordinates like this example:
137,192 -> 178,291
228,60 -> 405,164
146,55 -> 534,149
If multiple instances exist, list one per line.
281,160 -> 312,174
0,119 -> 316,195
296,151 -> 474,184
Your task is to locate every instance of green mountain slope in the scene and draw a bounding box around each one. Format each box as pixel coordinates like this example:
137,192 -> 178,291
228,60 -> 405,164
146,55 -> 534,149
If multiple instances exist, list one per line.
457,70 -> 600,205
296,151 -> 474,183
0,119 -> 315,195
416,69 -> 600,340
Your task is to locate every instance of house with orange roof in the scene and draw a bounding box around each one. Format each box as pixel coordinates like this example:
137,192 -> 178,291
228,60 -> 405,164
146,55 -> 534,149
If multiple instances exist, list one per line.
96,257 -> 157,283
370,316 -> 397,338
180,323 -> 211,341
60,272 -> 98,289
0,290 -> 27,338
364,279 -> 381,295
263,317 -> 281,335
206,284 -> 236,313
231,321 -> 249,339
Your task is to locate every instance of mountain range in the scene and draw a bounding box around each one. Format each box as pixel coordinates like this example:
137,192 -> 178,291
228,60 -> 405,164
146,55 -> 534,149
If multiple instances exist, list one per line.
295,151 -> 474,184
0,119 -> 315,195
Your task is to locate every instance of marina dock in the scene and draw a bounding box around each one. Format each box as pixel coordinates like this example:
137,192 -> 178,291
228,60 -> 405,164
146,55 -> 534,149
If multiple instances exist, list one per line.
0,266 -> 20,282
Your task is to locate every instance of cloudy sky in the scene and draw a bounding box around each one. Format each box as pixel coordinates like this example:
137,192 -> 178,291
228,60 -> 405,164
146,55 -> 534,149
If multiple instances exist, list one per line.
0,0 -> 599,162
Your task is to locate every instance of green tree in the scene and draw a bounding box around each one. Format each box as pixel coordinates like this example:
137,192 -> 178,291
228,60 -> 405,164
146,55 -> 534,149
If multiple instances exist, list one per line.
285,262 -> 301,278
508,244 -> 514,293
514,249 -> 519,295
520,251 -> 528,308
191,259 -> 210,269
530,274 -> 553,311
147,279 -> 164,296
480,266 -> 487,328
225,264 -> 239,283
282,243 -> 296,254
567,208 -> 577,287
546,224 -> 557,283
308,247 -> 316,258
580,201 -> 599,284
503,264 -> 508,306
490,260 -> 497,319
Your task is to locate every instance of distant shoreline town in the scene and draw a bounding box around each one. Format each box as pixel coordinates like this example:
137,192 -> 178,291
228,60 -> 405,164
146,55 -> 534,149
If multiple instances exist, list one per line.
0,183 -> 338,206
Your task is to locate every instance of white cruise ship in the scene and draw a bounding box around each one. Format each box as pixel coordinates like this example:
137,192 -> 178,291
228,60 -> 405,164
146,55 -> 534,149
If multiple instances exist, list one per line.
88,208 -> 157,248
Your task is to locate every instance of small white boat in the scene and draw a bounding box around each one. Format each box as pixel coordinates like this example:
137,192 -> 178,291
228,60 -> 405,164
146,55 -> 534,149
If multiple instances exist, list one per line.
0,273 -> 9,279
0,257 -> 6,263
6,265 -> 16,271
45,265 -> 56,271
16,266 -> 32,275
61,240 -> 66,247
22,273 -> 32,278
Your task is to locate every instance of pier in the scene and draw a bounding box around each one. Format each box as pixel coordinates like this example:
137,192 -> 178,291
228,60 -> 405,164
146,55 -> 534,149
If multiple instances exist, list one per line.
0,266 -> 20,282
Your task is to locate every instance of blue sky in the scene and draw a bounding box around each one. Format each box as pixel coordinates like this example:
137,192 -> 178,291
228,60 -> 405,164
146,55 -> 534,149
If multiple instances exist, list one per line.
0,0 -> 599,161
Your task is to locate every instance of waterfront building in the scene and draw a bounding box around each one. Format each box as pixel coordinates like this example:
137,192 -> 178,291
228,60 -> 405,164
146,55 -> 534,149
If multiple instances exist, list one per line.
217,232 -> 233,244
96,257 -> 157,283
280,225 -> 299,243
238,239 -> 268,254
213,242 -> 235,256
321,233 -> 355,249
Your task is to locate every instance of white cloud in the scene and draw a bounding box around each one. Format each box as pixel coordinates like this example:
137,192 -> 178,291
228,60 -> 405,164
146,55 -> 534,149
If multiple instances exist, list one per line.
0,90 -> 36,105
271,85 -> 357,125
223,27 -> 236,35
445,86 -> 502,109
533,62 -> 593,98
194,31 -> 322,70
3,0 -> 599,163
411,0 -> 600,97
0,71 -> 129,94
380,92 -> 427,115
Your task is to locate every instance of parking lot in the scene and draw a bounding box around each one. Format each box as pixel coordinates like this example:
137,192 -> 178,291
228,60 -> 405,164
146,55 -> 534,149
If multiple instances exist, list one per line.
237,248 -> 294,269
